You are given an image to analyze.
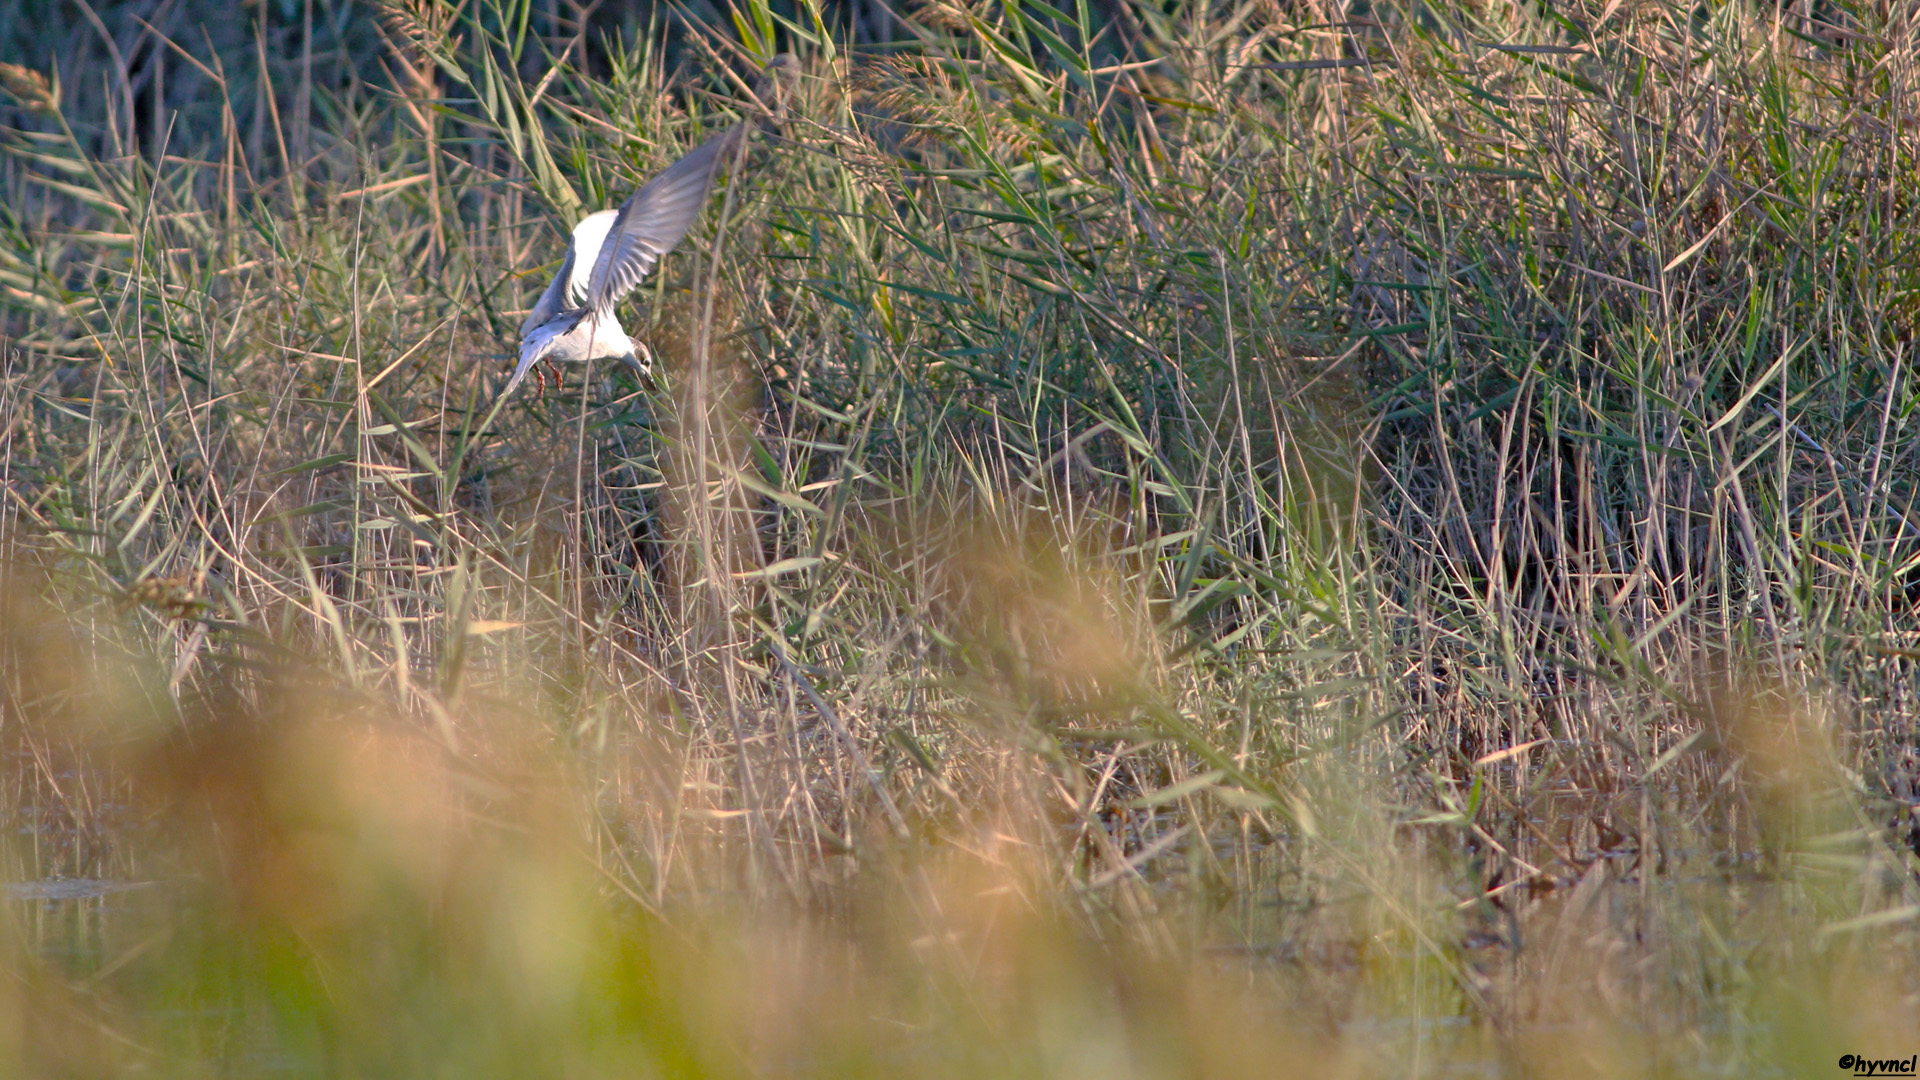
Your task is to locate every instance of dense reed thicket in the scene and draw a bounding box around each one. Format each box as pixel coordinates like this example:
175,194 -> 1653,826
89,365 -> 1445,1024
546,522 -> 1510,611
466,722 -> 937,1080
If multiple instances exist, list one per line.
1,0 -> 1918,1073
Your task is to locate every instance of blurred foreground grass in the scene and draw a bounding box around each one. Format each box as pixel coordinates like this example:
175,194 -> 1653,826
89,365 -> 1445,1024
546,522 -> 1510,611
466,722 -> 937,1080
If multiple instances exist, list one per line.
2,0 -> 1920,1073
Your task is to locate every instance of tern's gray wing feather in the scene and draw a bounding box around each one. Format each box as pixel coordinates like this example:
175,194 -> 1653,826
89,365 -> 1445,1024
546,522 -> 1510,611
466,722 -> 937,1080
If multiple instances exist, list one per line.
506,308 -> 588,397
520,245 -> 576,339
585,126 -> 746,314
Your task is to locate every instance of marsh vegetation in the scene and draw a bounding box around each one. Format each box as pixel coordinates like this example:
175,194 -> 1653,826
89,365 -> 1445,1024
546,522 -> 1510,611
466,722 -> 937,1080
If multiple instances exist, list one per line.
1,0 -> 1919,1073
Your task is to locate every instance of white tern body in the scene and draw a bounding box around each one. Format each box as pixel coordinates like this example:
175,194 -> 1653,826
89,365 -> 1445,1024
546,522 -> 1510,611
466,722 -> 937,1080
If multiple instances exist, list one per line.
506,56 -> 796,400
508,131 -> 743,397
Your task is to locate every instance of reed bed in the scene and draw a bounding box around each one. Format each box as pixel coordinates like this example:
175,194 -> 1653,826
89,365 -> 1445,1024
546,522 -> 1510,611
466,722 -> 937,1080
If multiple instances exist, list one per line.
1,0 -> 1918,1073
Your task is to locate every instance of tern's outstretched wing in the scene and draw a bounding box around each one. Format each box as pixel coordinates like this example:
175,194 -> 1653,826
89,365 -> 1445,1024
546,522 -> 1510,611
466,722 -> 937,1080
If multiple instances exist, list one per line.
584,125 -> 747,315
519,210 -> 622,338
519,246 -> 575,339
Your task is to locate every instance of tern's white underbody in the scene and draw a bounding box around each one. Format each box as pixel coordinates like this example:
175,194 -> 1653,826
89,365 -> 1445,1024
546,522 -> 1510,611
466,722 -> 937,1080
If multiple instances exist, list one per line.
520,307 -> 645,371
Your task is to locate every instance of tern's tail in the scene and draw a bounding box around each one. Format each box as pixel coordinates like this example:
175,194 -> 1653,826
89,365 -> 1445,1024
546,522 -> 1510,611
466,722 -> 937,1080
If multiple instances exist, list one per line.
505,309 -> 585,397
